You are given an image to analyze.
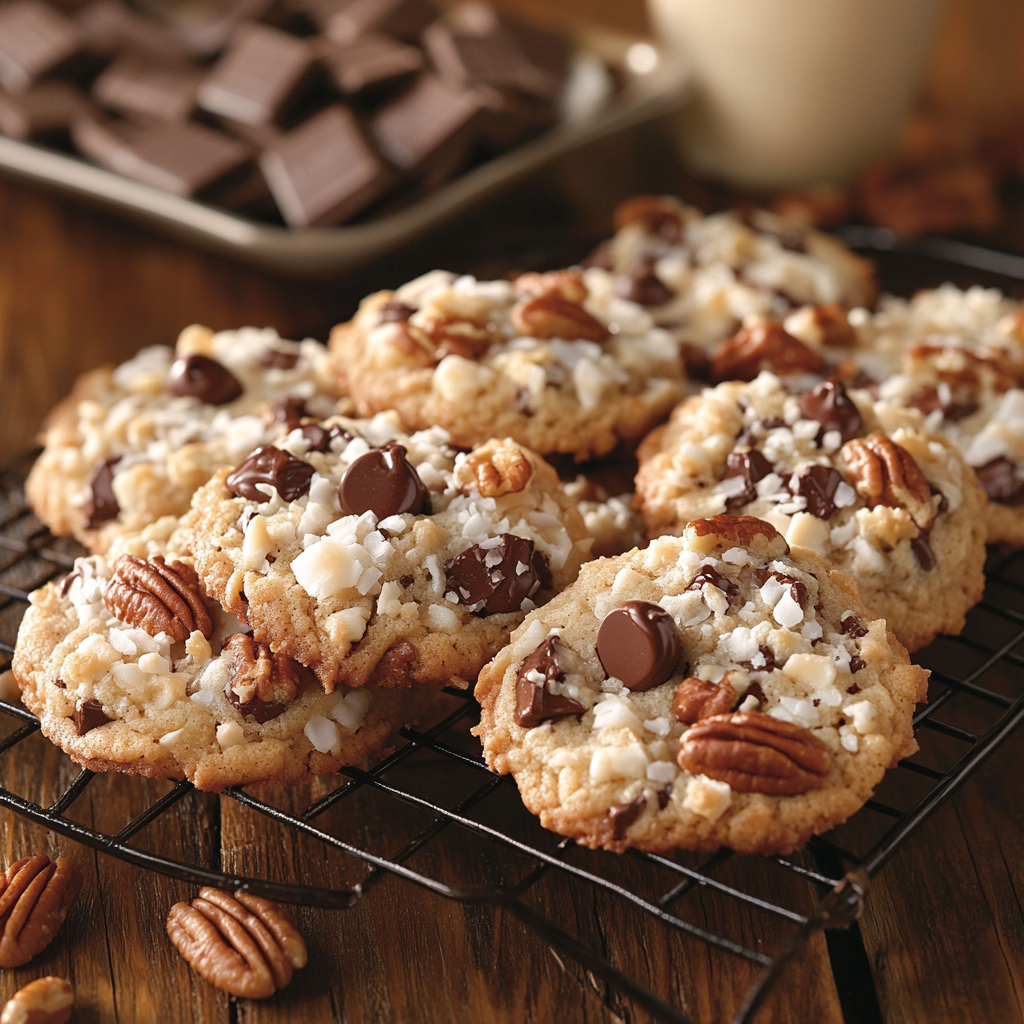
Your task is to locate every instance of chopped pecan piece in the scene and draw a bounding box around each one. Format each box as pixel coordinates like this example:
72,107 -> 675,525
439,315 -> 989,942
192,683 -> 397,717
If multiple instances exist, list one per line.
513,268 -> 588,304
841,434 -> 934,527
461,441 -> 533,498
103,555 -> 213,641
223,634 -> 302,723
688,515 -> 789,556
0,977 -> 73,1024
0,856 -> 82,968
678,712 -> 831,795
710,319 -> 825,383
167,887 -> 307,999
428,314 -> 496,361
511,292 -> 608,342
672,675 -> 737,725
613,194 -> 687,242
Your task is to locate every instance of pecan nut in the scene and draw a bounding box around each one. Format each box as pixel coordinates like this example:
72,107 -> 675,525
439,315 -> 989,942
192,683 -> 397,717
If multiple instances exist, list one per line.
0,856 -> 83,968
103,555 -> 213,642
673,675 -> 738,725
905,343 -> 1018,393
710,319 -> 825,383
167,887 -> 307,999
0,977 -> 74,1024
511,292 -> 608,342
224,634 -> 302,722
687,515 -> 790,557
841,434 -> 934,527
513,268 -> 588,304
460,440 -> 534,498
678,712 -> 831,796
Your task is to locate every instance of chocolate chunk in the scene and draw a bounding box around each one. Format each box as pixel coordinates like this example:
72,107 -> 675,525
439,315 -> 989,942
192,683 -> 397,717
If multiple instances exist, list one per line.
92,55 -> 203,122
444,534 -> 550,615
750,567 -> 808,608
607,793 -> 646,840
791,464 -> 843,518
797,379 -> 863,442
723,449 -> 774,507
338,441 -> 430,518
262,348 -> 299,369
0,80 -> 90,140
739,647 -> 777,674
226,445 -> 315,502
272,396 -> 307,427
59,566 -> 83,596
317,33 -> 423,96
378,301 -> 416,323
260,104 -> 393,228
167,354 -> 243,404
975,458 -> 1024,505
613,259 -> 673,306
907,383 -> 978,424
197,23 -> 314,127
0,1 -> 83,95
596,600 -> 681,693
72,697 -> 111,734
686,564 -> 738,606
849,657 -> 865,674
72,116 -> 252,198
84,456 -> 121,529
657,786 -> 671,810
226,686 -> 289,723
297,423 -> 329,452
840,614 -> 867,638
911,533 -> 936,571
77,0 -> 191,62
398,574 -> 414,587
54,678 -> 66,689
322,0 -> 438,44
514,636 -> 583,728
171,0 -> 281,57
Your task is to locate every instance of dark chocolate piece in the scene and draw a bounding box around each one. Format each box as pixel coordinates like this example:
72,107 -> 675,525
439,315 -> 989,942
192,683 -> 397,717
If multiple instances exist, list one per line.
92,55 -> 203,122
271,396 -> 307,426
739,646 -> 777,674
444,534 -> 551,615
797,379 -> 863,442
59,566 -> 83,596
722,449 -> 774,507
791,464 -> 843,518
167,354 -> 243,404
0,79 -> 89,139
262,348 -> 299,369
614,258 -> 673,306
686,564 -> 738,605
170,0 -> 280,58
750,567 -> 808,608
77,0 -> 190,62
840,614 -> 867,638
260,104 -> 393,227
197,23 -> 314,127
596,600 -> 681,693
84,456 -> 121,528
607,792 -> 646,840
974,457 -> 1024,505
514,635 -> 583,728
72,697 -> 111,734
907,383 -> 978,424
226,445 -> 315,502
911,533 -> 936,571
0,1 -> 82,95
338,441 -> 430,518
323,0 -> 437,44
316,33 -> 422,96
849,656 -> 866,674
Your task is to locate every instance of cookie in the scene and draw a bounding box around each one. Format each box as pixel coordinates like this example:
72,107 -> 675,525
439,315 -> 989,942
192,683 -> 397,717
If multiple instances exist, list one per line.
582,195 -> 876,367
12,554 -> 435,791
635,372 -> 986,651
474,516 -> 928,855
329,267 -> 687,460
26,324 -> 346,554
186,412 -> 591,691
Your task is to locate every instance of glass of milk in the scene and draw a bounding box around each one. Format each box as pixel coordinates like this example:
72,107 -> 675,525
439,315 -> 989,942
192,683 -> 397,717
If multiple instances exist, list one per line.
649,0 -> 944,188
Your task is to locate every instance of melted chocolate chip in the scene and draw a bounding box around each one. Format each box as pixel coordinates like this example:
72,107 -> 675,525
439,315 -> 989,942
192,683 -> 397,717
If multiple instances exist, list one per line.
791,464 -> 843,518
72,698 -> 112,734
608,793 -> 647,840
262,348 -> 299,370
596,601 -> 681,692
273,396 -> 307,427
227,687 -> 289,723
614,259 -> 673,306
687,564 -> 739,606
514,636 -> 584,728
840,615 -> 867,638
444,535 -> 551,615
338,442 -> 431,519
378,301 -> 416,323
911,533 -> 936,571
225,446 -> 315,502
59,567 -> 83,596
907,384 -> 978,424
723,449 -> 774,507
849,658 -> 865,675
167,354 -> 243,405
797,379 -> 863,442
750,568 -> 808,608
657,786 -> 672,810
975,458 -> 1024,505
84,456 -> 121,529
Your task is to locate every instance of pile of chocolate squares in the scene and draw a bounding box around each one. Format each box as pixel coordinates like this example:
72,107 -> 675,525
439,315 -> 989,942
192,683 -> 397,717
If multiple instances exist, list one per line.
0,0 -> 588,226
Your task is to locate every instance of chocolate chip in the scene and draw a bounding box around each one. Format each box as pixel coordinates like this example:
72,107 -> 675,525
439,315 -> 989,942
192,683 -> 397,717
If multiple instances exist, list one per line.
840,614 -> 867,638
167,354 -> 243,405
608,793 -> 647,840
54,678 -> 66,689
398,574 -> 414,588
791,464 -> 843,518
444,534 -> 551,615
262,348 -> 299,370
723,449 -> 774,507
84,456 -> 121,529
907,384 -> 978,423
377,301 -> 417,323
745,680 -> 766,704
911,533 -> 936,571
298,423 -> 329,452
273,396 -> 307,427
614,259 -> 673,306
657,786 -> 671,810
596,601 -> 681,693
750,568 -> 808,608
687,565 -> 738,606
760,416 -> 786,431
338,442 -> 430,519
514,636 -> 583,728
59,567 -> 82,596
225,446 -> 314,502
975,458 -> 1024,505
226,687 -> 288,723
72,698 -> 111,734
739,648 -> 777,674
849,658 -> 865,675
797,379 -> 863,442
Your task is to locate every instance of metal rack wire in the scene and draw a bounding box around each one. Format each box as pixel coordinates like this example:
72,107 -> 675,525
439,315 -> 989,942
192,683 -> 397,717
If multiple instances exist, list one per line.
3,239 -> 1024,1023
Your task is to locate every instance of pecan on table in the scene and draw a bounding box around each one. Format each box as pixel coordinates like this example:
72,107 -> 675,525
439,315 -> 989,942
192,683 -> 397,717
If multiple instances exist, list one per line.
710,319 -> 825,383
223,634 -> 302,722
678,712 -> 831,796
672,675 -> 738,725
0,977 -> 74,1024
167,887 -> 307,999
841,434 -> 934,526
511,292 -> 608,342
103,555 -> 213,642
461,441 -> 533,498
0,856 -> 83,968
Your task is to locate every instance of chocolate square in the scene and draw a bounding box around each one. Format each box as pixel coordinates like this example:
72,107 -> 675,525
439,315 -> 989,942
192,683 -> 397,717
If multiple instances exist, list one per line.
0,79 -> 90,139
170,0 -> 279,58
77,0 -> 189,62
316,33 -> 422,96
196,22 -> 315,126
93,54 -> 203,121
0,0 -> 83,94
259,103 -> 393,226
324,0 -> 437,44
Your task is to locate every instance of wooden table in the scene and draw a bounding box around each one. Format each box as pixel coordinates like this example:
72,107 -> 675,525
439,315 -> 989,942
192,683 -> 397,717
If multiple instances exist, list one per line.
1,119 -> 1023,1024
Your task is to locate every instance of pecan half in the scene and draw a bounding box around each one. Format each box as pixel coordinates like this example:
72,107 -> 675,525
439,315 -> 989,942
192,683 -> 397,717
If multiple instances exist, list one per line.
687,515 -> 790,557
0,977 -> 74,1024
673,675 -> 738,725
511,292 -> 608,342
711,319 -> 825,383
104,555 -> 213,642
167,887 -> 307,999
841,434 -> 934,527
0,857 -> 82,968
461,441 -> 533,498
678,712 -> 831,795
613,194 -> 687,242
223,634 -> 302,722
513,268 -> 588,304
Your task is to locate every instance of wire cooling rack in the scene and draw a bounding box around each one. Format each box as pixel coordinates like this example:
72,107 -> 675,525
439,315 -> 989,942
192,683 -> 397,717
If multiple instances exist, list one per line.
3,237 -> 1024,1024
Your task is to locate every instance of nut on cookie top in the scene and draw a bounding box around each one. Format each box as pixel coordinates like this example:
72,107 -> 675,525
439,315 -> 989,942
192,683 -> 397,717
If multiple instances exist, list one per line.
474,516 -> 928,855
187,411 -> 591,690
330,266 -> 687,459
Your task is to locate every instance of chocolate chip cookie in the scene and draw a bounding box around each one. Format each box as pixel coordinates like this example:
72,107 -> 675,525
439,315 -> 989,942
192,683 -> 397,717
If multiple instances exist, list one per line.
474,516 -> 928,855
